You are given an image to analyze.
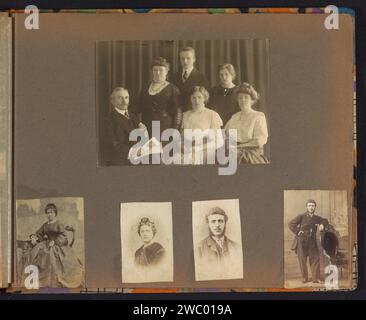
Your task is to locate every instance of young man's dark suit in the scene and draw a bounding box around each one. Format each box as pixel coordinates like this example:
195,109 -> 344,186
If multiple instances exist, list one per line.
198,235 -> 238,264
104,108 -> 139,165
288,212 -> 328,282
171,68 -> 209,112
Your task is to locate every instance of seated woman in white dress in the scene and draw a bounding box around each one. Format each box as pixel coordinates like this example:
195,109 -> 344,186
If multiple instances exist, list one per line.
224,83 -> 269,164
181,86 -> 224,164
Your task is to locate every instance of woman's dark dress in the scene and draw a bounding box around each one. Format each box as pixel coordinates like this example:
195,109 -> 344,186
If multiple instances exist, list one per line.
134,242 -> 165,266
28,220 -> 84,288
138,83 -> 181,137
209,85 -> 239,126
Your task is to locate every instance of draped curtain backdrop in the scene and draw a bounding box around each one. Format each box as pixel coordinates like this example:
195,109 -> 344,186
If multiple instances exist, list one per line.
96,40 -> 270,165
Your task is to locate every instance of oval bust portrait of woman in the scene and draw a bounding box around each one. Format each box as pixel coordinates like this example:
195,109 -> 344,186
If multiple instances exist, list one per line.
134,217 -> 165,267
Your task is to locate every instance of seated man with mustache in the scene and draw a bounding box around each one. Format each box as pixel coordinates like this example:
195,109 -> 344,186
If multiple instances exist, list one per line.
105,87 -> 146,165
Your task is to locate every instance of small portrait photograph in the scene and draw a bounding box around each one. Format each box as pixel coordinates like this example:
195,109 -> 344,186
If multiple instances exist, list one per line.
192,199 -> 243,281
96,40 -> 270,166
284,191 -> 351,289
15,197 -> 85,289
120,202 -> 174,284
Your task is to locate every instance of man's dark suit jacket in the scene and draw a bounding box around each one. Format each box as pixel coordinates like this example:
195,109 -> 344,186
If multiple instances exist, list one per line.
171,68 -> 209,111
197,235 -> 238,264
288,212 -> 329,251
104,108 -> 139,165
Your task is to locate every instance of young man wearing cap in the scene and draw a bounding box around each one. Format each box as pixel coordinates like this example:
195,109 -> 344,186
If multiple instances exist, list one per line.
197,207 -> 239,265
288,200 -> 329,284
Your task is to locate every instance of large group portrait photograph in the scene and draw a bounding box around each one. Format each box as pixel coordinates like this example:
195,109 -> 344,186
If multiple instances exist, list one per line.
96,39 -> 270,167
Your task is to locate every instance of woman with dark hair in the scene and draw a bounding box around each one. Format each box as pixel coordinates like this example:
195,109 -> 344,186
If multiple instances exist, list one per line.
28,203 -> 84,288
209,63 -> 239,126
225,82 -> 269,164
136,57 -> 182,137
134,217 -> 165,266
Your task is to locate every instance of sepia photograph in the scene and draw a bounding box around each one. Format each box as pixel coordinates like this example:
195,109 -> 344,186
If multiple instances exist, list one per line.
120,202 -> 174,284
192,199 -> 243,281
284,191 -> 351,289
15,197 -> 85,289
96,40 -> 270,167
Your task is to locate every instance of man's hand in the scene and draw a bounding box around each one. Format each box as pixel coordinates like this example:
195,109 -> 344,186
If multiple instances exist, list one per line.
298,231 -> 304,236
318,224 -> 324,231
48,240 -> 55,247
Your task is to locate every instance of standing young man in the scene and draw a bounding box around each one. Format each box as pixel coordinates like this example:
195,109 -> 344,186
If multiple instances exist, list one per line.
288,200 -> 329,284
171,46 -> 209,112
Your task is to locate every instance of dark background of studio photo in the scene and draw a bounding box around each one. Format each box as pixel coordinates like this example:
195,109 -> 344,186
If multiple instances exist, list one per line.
96,39 -> 270,165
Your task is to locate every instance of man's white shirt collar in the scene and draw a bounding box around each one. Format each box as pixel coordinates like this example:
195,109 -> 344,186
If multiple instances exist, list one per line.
182,66 -> 194,78
115,107 -> 129,117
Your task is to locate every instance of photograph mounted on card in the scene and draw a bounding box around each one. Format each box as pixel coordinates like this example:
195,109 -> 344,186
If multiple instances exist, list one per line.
120,202 -> 174,284
96,39 -> 270,171
192,199 -> 244,281
284,191 -> 352,290
15,197 -> 85,289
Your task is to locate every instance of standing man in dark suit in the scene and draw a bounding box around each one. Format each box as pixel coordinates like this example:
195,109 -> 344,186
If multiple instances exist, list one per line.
171,46 -> 209,112
104,87 -> 146,165
288,200 -> 329,284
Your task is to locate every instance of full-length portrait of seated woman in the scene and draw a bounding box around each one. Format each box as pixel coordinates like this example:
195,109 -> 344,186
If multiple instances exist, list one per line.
17,203 -> 84,288
134,217 -> 165,267
224,82 -> 269,164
